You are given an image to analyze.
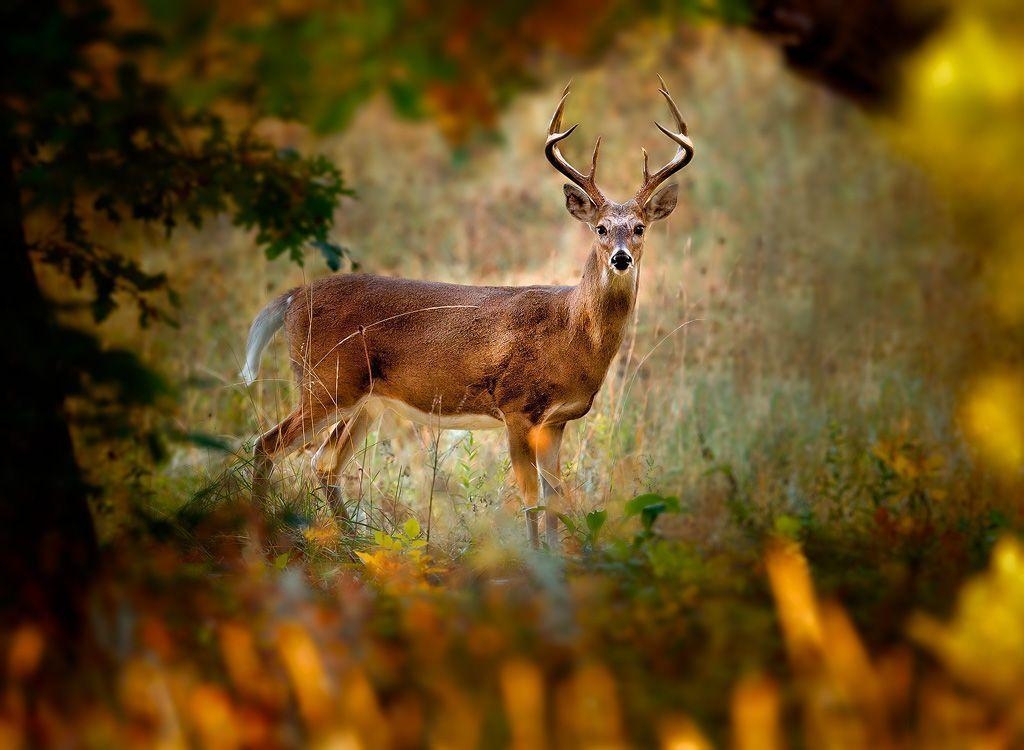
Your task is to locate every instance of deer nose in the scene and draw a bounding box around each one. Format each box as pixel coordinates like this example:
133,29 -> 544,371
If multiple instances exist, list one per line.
610,249 -> 633,272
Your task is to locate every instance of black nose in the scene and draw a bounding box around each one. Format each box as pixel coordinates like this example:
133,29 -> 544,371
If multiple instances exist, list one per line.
610,250 -> 632,271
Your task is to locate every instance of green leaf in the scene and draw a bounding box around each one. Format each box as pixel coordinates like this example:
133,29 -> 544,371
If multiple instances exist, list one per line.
624,493 -> 680,517
624,493 -> 663,516
313,239 -> 346,272
556,513 -> 578,535
640,503 -> 667,531
586,509 -> 607,536
403,517 -> 421,539
273,551 -> 291,570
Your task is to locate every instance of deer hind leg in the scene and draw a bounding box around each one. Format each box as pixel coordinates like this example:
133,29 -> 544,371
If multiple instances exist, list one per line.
253,402 -> 337,504
507,422 -> 541,548
311,410 -> 371,527
534,424 -> 566,551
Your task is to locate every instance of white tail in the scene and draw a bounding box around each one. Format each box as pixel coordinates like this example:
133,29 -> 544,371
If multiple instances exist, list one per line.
240,291 -> 294,385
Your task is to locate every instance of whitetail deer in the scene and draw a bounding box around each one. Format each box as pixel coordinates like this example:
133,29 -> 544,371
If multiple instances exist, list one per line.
241,77 -> 693,548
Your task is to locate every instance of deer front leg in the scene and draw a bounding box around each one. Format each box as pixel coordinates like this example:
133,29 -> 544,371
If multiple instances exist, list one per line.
534,424 -> 566,551
506,422 -> 541,548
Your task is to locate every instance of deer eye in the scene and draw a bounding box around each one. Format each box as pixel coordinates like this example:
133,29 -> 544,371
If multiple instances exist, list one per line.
596,225 -> 607,235
634,225 -> 645,236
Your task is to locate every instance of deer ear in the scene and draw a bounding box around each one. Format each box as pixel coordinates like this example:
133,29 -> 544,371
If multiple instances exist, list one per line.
645,183 -> 678,222
563,184 -> 599,223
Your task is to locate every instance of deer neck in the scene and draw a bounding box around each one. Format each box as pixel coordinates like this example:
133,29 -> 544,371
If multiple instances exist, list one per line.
568,246 -> 638,358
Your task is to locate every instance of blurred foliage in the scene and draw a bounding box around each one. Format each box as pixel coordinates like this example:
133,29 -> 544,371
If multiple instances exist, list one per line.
4,0 -> 352,328
887,0 -> 1024,483
752,0 -> 945,103
110,0 -> 953,146
4,496 -> 1024,747
129,0 -> 751,142
911,536 -> 1024,703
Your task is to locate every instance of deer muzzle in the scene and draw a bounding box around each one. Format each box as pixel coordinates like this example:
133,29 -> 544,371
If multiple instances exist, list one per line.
610,249 -> 633,272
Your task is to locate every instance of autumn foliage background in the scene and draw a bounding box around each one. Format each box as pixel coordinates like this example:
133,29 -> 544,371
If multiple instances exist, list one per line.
4,0 -> 1024,748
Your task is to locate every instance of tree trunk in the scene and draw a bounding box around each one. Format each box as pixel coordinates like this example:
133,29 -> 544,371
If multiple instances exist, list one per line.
0,141 -> 97,634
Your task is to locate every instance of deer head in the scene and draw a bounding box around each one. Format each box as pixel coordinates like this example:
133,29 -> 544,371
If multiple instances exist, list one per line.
545,75 -> 694,274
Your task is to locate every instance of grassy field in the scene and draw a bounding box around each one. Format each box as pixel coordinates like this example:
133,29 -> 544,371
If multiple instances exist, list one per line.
22,23 -> 1022,749
121,26 -> 969,541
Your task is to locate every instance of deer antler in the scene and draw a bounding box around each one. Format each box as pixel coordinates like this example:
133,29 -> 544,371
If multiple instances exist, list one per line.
634,75 -> 694,206
545,82 -> 606,208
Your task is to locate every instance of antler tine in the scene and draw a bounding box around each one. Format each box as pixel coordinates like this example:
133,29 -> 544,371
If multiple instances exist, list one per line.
544,83 -> 606,207
657,73 -> 689,137
547,89 -> 571,135
635,76 -> 694,206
